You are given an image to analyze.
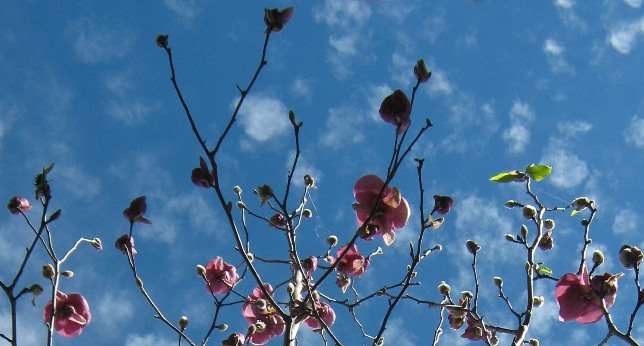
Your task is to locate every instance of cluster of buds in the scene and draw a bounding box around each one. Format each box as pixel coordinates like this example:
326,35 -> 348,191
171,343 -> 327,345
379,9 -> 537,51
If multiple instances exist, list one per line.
619,245 -> 643,269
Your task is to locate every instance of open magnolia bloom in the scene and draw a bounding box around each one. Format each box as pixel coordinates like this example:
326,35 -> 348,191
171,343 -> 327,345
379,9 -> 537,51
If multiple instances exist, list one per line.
43,292 -> 91,337
304,299 -> 336,331
555,264 -> 618,324
204,256 -> 239,294
353,175 -> 410,246
242,284 -> 285,345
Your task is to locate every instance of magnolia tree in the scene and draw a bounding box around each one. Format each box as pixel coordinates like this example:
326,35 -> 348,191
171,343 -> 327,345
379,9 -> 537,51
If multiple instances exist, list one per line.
2,6 -> 643,346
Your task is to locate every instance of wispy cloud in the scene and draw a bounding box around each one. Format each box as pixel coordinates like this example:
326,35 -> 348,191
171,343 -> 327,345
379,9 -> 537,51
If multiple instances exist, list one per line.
104,72 -> 161,126
291,78 -> 312,100
67,17 -> 133,64
319,106 -> 366,149
164,0 -> 200,23
624,0 -> 642,8
625,115 -> 644,148
95,291 -> 134,335
125,333 -> 175,346
553,0 -> 587,30
502,100 -> 535,154
541,120 -> 593,189
0,100 -> 18,151
235,95 -> 290,143
608,17 -> 644,54
543,38 -> 574,74
612,208 -> 638,235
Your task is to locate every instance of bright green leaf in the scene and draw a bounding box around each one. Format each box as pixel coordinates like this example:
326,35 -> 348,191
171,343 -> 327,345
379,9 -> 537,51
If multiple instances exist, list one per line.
525,164 -> 552,182
536,264 -> 553,277
489,170 -> 524,183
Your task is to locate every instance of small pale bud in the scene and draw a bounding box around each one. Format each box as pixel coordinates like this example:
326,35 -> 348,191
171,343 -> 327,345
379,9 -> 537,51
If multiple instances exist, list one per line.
520,225 -> 529,239
91,237 -> 103,251
42,264 -> 55,279
532,296 -> 544,307
493,276 -> 503,288
528,338 -> 540,346
522,205 -> 537,219
619,245 -> 643,269
246,253 -> 254,262
326,235 -> 338,247
543,219 -> 555,230
592,250 -> 605,266
61,270 -> 74,278
461,291 -> 473,300
303,174 -> 315,187
572,197 -> 591,211
504,200 -> 519,209
505,234 -> 515,242
179,315 -> 189,331
414,59 -> 432,82
287,282 -> 295,294
302,209 -> 313,218
233,185 -> 242,194
437,281 -> 451,296
465,240 -> 480,254
236,201 -> 246,209
29,284 -> 44,296
196,264 -> 207,276
216,323 -> 229,331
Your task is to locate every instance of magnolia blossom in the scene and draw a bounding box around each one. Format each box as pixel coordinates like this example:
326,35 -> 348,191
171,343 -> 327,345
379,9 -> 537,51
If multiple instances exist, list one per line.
7,196 -> 32,214
461,317 -> 491,342
115,234 -> 137,255
222,333 -> 246,346
301,256 -> 318,278
555,265 -> 617,324
43,292 -> 91,337
304,300 -> 336,331
242,284 -> 285,345
264,7 -> 293,32
191,157 -> 214,188
123,196 -> 151,224
379,89 -> 411,133
204,257 -> 238,294
353,175 -> 410,245
432,195 -> 454,215
336,244 -> 369,276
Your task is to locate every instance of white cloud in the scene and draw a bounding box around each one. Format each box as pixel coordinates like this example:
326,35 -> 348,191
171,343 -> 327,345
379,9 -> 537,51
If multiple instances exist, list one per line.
104,72 -> 160,126
553,0 -> 587,30
314,0 -> 372,28
125,333 -> 175,346
608,17 -> 644,54
67,18 -> 133,64
235,95 -> 290,142
291,78 -> 312,99
612,209 -> 638,235
0,101 -> 18,150
556,121 -> 592,137
543,38 -> 574,74
423,12 -> 447,43
164,0 -> 200,22
367,84 -> 393,122
391,51 -> 415,86
503,101 -> 535,154
320,106 -> 366,149
625,0 -> 642,8
95,291 -> 134,334
57,165 -> 102,200
542,148 -> 589,188
555,0 -> 575,9
427,70 -> 454,96
625,115 -> 644,148
329,33 -> 359,56
382,318 -> 417,346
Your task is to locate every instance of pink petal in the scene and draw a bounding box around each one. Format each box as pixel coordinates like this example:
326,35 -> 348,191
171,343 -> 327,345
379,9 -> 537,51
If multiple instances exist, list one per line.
353,175 -> 384,199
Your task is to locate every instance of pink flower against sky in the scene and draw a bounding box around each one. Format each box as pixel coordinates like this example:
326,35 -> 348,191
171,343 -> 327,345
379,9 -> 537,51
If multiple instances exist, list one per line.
379,89 -> 411,133
204,256 -> 238,294
44,291 -> 91,338
336,244 -> 369,277
555,264 -> 617,324
7,196 -> 31,214
242,284 -> 285,345
353,175 -> 410,246
304,300 -> 336,331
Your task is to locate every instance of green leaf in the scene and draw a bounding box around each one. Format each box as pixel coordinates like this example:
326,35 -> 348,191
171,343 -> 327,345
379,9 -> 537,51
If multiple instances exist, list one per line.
525,164 -> 552,182
536,264 -> 553,277
489,170 -> 524,183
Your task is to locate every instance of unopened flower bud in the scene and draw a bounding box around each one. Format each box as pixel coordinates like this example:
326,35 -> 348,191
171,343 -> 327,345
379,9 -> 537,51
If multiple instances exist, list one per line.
504,200 -> 519,209
414,59 -> 432,83
538,233 -> 554,251
520,225 -> 529,239
179,315 -> 189,331
196,264 -> 207,276
528,338 -> 540,346
592,250 -> 605,266
304,174 -> 315,187
246,253 -> 254,262
532,296 -> 544,307
326,235 -> 338,247
91,237 -> 103,251
302,209 -> 313,218
236,201 -> 246,209
465,240 -> 480,254
619,245 -> 643,269
29,284 -> 44,296
522,205 -> 537,219
490,335 -> 499,346
432,244 -> 443,252
61,270 -> 74,278
42,264 -> 55,279
254,185 -> 274,204
438,281 -> 451,296
233,185 -> 242,194
156,34 -> 169,48
136,277 -> 144,288
505,234 -> 515,242
461,291 -> 474,300
572,197 -> 592,211
287,282 -> 295,294
255,299 -> 267,311
543,219 -> 555,230
216,323 -> 229,331
493,276 -> 503,288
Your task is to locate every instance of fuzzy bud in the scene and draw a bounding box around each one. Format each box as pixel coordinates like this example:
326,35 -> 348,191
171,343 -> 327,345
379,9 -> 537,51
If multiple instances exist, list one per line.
42,264 -> 55,279
438,281 -> 451,296
504,200 -> 519,209
29,284 -> 44,296
304,174 -> 315,187
528,339 -> 540,346
592,250 -> 605,267
61,270 -> 74,278
414,59 -> 432,82
91,237 -> 103,251
287,282 -> 295,294
461,291 -> 474,300
490,335 -> 500,346
196,264 -> 207,276
572,197 -> 592,211
179,316 -> 189,331
302,209 -> 313,218
465,240 -> 480,254
532,296 -> 544,308
233,185 -> 242,194
543,219 -> 555,230
326,235 -> 338,247
520,225 -> 529,239
156,34 -> 169,48
493,276 -> 503,288
216,323 -> 229,331
522,205 -> 537,219
254,321 -> 266,332
619,245 -> 643,269
505,234 -> 516,242
246,253 -> 254,262
236,201 -> 246,209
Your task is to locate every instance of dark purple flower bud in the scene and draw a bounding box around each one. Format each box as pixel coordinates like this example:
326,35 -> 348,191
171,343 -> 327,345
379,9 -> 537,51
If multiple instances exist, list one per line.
123,196 -> 151,224
191,157 -> 214,188
432,195 -> 454,215
115,234 -> 137,255
379,89 -> 411,134
264,7 -> 293,32
7,196 -> 32,214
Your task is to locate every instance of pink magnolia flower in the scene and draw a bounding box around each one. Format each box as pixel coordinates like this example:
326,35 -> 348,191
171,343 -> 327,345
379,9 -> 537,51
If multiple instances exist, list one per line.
379,89 -> 411,133
191,157 -> 214,188
115,234 -> 137,255
302,256 -> 318,278
242,284 -> 285,345
123,196 -> 151,224
353,175 -> 410,245
43,292 -> 91,338
7,196 -> 31,214
204,257 -> 238,294
336,244 -> 369,277
555,264 -> 617,324
304,300 -> 336,331
461,317 -> 491,342
432,195 -> 454,215
264,7 -> 293,32
222,332 -> 246,346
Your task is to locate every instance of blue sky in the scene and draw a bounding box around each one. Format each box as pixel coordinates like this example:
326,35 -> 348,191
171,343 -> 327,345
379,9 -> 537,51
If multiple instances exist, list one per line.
1,0 -> 644,345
